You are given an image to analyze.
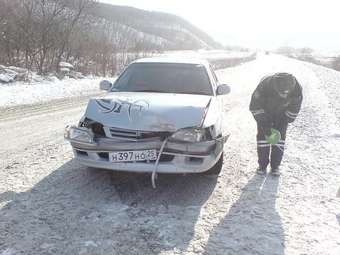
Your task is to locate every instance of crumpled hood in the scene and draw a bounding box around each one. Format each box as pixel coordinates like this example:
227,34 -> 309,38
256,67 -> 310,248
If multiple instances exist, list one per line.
84,92 -> 212,132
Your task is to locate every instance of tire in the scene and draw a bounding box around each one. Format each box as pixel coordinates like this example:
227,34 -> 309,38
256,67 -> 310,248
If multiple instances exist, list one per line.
204,153 -> 223,176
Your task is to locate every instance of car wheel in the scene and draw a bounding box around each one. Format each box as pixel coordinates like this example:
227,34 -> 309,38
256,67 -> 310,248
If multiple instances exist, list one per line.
205,153 -> 223,176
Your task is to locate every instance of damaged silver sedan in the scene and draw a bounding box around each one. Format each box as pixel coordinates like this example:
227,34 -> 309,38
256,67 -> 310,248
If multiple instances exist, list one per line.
65,58 -> 230,186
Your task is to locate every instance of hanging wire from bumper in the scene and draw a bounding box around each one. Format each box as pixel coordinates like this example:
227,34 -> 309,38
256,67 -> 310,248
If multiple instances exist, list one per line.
151,138 -> 169,189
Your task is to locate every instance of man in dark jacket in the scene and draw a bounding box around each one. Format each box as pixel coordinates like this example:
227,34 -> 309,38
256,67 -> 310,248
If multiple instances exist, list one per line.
249,72 -> 303,176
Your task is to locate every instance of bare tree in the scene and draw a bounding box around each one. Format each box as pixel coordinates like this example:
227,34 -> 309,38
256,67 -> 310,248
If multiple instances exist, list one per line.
0,0 -> 158,76
55,0 -> 95,71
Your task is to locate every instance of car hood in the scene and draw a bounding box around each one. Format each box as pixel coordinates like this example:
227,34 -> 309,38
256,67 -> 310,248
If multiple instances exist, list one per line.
84,92 -> 212,132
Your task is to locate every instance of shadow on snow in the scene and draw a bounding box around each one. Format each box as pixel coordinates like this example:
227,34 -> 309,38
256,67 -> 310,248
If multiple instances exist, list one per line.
203,174 -> 284,255
0,159 -> 217,254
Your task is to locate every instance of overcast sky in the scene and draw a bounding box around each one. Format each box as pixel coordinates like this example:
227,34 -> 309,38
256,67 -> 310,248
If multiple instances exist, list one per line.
99,0 -> 340,51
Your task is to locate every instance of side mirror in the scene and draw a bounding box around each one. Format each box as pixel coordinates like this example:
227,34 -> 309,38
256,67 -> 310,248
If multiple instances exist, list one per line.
99,80 -> 112,91
216,84 -> 231,95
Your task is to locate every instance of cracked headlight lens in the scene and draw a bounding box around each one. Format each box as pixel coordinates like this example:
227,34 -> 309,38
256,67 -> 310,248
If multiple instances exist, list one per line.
170,128 -> 205,143
65,126 -> 93,143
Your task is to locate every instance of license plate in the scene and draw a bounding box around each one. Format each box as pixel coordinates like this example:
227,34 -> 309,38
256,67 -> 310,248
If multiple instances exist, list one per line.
109,150 -> 157,162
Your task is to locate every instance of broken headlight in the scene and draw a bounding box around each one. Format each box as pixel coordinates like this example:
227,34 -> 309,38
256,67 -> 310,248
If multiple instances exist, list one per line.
170,128 -> 207,143
64,126 -> 94,144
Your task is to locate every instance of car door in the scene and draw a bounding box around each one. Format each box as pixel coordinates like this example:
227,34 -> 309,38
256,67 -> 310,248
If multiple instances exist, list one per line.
205,64 -> 225,137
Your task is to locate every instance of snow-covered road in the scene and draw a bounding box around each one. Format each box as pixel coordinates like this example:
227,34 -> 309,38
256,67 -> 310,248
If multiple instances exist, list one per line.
0,55 -> 339,255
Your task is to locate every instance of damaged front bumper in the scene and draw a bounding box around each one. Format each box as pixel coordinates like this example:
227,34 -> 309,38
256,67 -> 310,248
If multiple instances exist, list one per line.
65,126 -> 229,174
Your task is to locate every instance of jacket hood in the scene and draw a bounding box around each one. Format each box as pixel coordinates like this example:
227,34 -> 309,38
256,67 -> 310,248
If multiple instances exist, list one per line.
84,92 -> 212,132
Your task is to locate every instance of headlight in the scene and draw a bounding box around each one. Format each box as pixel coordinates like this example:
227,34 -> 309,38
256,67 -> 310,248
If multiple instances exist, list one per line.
65,126 -> 94,144
170,128 -> 205,143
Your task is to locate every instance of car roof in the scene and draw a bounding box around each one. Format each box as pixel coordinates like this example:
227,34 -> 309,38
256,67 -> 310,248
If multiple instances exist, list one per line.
132,57 -> 210,68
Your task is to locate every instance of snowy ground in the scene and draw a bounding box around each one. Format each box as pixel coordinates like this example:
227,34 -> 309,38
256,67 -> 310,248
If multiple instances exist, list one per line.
0,77 -> 105,108
0,54 -> 339,255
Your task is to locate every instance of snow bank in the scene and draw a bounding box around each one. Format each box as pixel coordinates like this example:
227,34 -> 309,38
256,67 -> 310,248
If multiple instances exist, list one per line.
0,73 -> 15,83
59,62 -> 74,69
0,65 -> 52,84
0,63 -> 87,84
0,77 -> 106,108
0,65 -> 26,83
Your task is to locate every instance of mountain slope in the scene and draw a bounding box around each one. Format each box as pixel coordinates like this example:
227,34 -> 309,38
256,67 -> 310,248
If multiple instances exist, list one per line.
88,3 -> 222,50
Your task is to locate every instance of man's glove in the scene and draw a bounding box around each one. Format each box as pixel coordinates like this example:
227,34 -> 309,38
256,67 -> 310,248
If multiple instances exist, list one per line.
265,128 -> 281,145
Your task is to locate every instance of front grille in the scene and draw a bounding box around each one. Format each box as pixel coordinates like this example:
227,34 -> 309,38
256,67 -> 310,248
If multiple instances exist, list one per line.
109,128 -> 140,139
105,127 -> 168,141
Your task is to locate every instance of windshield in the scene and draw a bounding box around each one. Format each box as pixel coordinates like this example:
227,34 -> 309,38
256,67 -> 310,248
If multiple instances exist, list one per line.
112,63 -> 213,95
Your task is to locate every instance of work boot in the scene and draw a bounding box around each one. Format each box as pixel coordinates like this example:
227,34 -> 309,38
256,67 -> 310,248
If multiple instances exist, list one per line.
270,167 -> 281,176
256,167 -> 267,175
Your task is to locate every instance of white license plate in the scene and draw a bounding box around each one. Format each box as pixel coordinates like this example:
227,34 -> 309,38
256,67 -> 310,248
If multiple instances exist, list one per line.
109,150 -> 157,162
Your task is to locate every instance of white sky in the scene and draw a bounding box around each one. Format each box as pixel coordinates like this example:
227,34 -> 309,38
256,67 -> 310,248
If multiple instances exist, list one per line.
99,0 -> 340,51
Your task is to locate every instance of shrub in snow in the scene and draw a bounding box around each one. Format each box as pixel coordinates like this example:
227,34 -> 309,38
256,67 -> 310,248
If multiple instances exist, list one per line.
60,67 -> 71,73
68,71 -> 84,79
0,66 -> 17,83
58,62 -> 84,80
0,65 -> 30,83
59,62 -> 74,69
7,66 -> 28,74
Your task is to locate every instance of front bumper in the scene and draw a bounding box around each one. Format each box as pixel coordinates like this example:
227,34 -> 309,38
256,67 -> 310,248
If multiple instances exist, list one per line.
65,127 -> 229,174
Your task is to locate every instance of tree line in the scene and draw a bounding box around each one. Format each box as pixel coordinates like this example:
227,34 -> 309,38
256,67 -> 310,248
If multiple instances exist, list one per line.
0,0 -> 166,76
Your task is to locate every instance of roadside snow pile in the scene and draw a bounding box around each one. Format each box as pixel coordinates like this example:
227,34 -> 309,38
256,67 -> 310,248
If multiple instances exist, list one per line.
0,63 -> 86,84
0,65 -> 59,84
0,73 -> 14,83
0,77 -> 104,108
0,65 -> 29,83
